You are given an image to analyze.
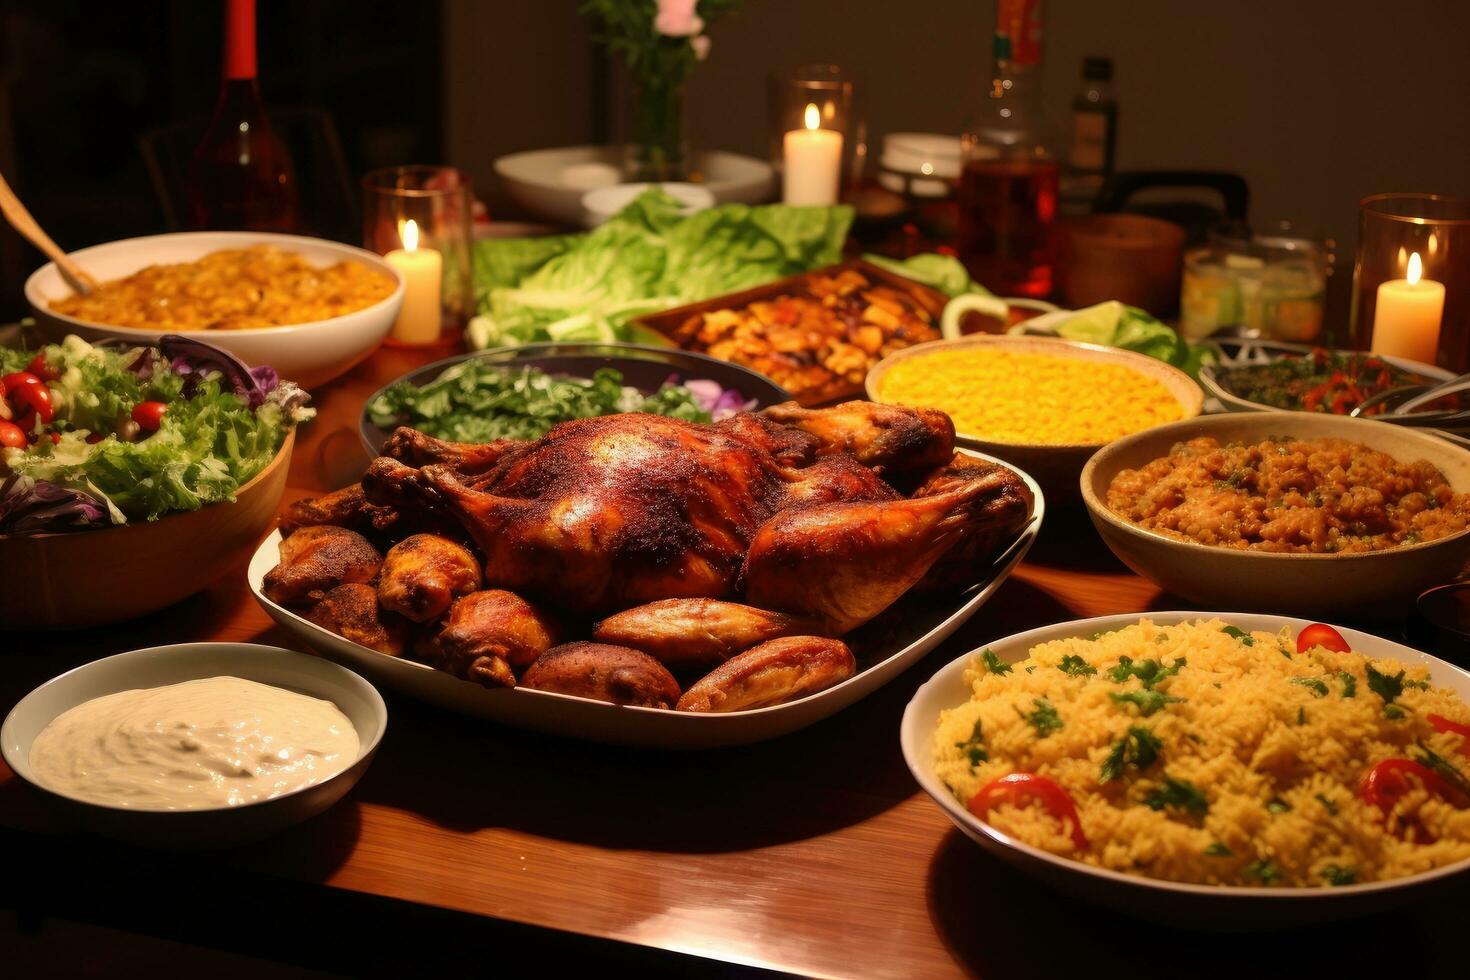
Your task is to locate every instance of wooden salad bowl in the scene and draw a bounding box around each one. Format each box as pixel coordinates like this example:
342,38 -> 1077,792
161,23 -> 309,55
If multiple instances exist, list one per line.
0,431 -> 294,630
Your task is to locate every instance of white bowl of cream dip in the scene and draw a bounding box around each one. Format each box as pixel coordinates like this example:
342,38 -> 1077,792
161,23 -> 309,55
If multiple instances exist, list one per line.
1,642 -> 386,848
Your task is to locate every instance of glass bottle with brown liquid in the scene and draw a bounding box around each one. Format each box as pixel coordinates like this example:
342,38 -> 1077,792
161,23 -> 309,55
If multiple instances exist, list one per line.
956,0 -> 1059,299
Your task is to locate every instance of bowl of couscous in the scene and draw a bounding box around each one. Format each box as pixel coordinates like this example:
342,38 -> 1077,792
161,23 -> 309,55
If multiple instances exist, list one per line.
867,335 -> 1203,504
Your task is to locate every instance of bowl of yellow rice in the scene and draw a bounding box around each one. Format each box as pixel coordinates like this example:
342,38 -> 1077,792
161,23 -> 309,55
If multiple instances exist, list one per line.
901,612 -> 1470,928
866,335 -> 1202,503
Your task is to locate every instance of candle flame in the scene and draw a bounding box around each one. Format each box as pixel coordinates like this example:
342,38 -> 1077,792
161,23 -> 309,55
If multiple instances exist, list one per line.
401,218 -> 420,253
804,103 -> 820,131
1408,251 -> 1423,285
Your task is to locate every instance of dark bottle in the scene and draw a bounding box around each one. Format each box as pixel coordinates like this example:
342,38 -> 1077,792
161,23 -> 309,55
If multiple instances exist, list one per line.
956,0 -> 1059,299
1068,57 -> 1117,190
184,0 -> 300,232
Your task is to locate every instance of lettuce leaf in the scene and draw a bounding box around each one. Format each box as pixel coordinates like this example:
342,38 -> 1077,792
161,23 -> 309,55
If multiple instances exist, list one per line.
1055,301 -> 1215,379
861,252 -> 990,298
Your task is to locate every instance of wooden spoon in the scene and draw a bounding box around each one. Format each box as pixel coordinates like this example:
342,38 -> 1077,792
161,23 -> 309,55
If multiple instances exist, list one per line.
0,170 -> 98,295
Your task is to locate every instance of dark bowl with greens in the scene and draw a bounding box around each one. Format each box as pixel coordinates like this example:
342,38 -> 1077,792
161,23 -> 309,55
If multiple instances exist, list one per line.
359,342 -> 791,457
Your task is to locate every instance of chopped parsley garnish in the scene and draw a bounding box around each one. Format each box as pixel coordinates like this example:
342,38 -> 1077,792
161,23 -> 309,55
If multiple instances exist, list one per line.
1277,641 -> 1292,660
1110,690 -> 1186,717
1414,741 -> 1470,800
1337,671 -> 1357,698
1018,697 -> 1063,738
1384,704 -> 1407,720
1204,842 -> 1233,857
1058,654 -> 1097,677
1088,629 -> 1116,642
1100,726 -> 1163,783
979,649 -> 1012,675
1404,678 -> 1430,691
954,720 -> 988,766
1025,666 -> 1036,674
1365,663 -> 1405,704
1267,798 -> 1291,814
1290,677 -> 1329,697
1245,860 -> 1282,885
1144,776 -> 1209,815
1320,865 -> 1357,887
1106,656 -> 1186,688
1221,626 -> 1255,647
1298,706 -> 1308,725
1315,793 -> 1339,816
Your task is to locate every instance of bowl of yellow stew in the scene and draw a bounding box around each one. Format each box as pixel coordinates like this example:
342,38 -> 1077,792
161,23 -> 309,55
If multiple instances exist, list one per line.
867,335 -> 1203,504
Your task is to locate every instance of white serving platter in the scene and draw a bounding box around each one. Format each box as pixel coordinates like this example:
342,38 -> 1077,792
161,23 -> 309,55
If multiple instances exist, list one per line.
248,452 -> 1042,749
901,610 -> 1470,929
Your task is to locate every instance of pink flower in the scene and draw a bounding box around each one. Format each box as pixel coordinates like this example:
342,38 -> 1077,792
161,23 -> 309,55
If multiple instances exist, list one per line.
691,35 -> 711,60
655,0 -> 704,37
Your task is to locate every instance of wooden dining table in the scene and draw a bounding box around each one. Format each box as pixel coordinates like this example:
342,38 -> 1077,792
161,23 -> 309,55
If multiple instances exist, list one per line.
3,340 -> 1468,978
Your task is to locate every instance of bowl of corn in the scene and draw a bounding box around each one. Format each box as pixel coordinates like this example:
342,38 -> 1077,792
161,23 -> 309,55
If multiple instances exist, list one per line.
866,334 -> 1203,503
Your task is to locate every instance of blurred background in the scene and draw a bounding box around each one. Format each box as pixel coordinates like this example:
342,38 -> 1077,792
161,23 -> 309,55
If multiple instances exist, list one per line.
2,0 -> 1466,323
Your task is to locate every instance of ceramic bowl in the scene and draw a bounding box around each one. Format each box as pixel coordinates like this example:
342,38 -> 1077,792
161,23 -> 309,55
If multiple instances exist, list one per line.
867,334 -> 1203,505
494,145 -> 774,226
1081,412 -> 1470,618
901,610 -> 1470,929
1,642 -> 386,848
0,431 -> 293,630
25,232 -> 405,389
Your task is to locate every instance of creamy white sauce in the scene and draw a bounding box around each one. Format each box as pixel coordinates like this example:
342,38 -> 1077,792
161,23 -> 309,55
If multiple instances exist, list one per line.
29,676 -> 359,811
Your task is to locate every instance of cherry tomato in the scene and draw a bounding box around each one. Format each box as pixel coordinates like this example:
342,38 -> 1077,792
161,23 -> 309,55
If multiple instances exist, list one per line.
2,372 -> 54,424
1359,758 -> 1467,841
1297,623 -> 1351,654
130,401 -> 167,432
25,353 -> 57,381
0,419 -> 25,448
969,773 -> 1089,850
1429,714 -> 1470,754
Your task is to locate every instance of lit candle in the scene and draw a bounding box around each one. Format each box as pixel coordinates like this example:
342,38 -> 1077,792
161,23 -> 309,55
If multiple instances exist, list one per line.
385,219 -> 443,345
1371,251 -> 1445,365
783,103 -> 843,206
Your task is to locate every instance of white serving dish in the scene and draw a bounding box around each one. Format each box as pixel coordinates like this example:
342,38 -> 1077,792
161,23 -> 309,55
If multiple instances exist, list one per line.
1,643 -> 386,849
247,452 -> 1043,749
494,145 -> 775,226
901,611 -> 1470,929
25,231 -> 405,389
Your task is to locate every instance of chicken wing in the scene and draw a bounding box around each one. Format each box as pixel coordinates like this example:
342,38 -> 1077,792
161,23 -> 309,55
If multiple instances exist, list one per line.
675,636 -> 855,712
383,427 -> 518,475
592,599 -> 823,673
377,533 -> 482,623
417,589 -> 558,688
761,401 -> 954,473
521,642 -> 680,708
306,583 -> 410,656
280,483 -> 394,536
743,472 -> 1019,634
262,525 -> 382,608
911,454 -> 1034,591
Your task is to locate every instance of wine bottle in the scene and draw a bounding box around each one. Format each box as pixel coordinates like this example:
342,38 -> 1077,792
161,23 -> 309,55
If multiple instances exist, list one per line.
183,0 -> 300,232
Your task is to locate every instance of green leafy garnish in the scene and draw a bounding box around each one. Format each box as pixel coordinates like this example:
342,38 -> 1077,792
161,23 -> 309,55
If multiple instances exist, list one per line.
1144,776 -> 1209,815
1100,726 -> 1163,783
1018,698 -> 1063,738
1338,671 -> 1357,698
1058,655 -> 1097,677
979,649 -> 1013,676
1290,677 -> 1329,697
955,719 -> 988,766
1110,690 -> 1186,717
1384,705 -> 1407,720
1221,626 -> 1255,647
1315,793 -> 1339,816
1267,798 -> 1291,814
1365,663 -> 1406,705
1088,629 -> 1116,642
1204,842 -> 1233,857
1414,742 -> 1470,800
1246,860 -> 1282,885
1298,706 -> 1308,725
1277,641 -> 1293,660
1106,656 -> 1186,688
1320,865 -> 1357,887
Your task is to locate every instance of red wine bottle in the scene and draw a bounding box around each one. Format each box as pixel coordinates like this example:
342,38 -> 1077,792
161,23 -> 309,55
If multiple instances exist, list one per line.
183,0 -> 300,232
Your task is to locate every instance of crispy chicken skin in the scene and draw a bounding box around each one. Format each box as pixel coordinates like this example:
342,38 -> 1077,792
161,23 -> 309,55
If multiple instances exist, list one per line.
262,525 -> 382,608
280,483 -> 397,536
761,401 -> 955,474
675,636 -> 855,712
417,589 -> 558,687
521,642 -> 680,708
383,427 -> 519,475
306,583 -> 410,656
377,533 -> 482,623
743,472 -> 1019,634
911,453 -> 1034,591
592,599 -> 823,673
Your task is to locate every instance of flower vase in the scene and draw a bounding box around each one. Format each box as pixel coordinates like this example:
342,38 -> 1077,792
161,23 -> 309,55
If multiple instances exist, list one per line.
629,76 -> 688,183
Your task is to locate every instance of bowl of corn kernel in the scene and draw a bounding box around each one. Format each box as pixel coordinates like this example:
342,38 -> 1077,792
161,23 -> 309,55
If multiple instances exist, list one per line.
867,335 -> 1203,502
26,232 -> 404,389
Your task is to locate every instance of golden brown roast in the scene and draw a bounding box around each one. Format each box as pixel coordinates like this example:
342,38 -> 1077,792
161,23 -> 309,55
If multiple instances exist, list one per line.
675,636 -> 856,713
761,400 -> 955,473
521,642 -> 681,708
417,589 -> 559,688
592,599 -> 823,673
306,583 -> 411,657
262,525 -> 382,607
377,533 -> 482,623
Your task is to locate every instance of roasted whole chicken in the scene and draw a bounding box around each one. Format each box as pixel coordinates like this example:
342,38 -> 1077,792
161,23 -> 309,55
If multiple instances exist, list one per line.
271,400 -> 1033,714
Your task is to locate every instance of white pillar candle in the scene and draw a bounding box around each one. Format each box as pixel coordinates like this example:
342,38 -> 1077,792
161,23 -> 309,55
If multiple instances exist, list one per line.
1371,251 -> 1445,365
385,219 -> 443,345
783,103 -> 843,206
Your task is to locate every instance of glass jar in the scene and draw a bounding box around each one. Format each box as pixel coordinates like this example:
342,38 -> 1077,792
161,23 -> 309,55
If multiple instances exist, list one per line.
1180,223 -> 1330,342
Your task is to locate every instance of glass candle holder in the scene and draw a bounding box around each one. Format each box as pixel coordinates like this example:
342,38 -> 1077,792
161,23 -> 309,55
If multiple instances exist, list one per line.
769,64 -> 863,206
362,165 -> 474,347
1350,193 -> 1470,369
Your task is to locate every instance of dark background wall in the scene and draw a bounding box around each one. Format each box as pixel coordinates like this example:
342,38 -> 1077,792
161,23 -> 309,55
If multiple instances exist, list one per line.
3,0 -> 1468,325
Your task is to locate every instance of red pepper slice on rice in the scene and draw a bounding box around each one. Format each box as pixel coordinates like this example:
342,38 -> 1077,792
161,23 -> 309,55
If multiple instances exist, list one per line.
969,773 -> 1089,850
